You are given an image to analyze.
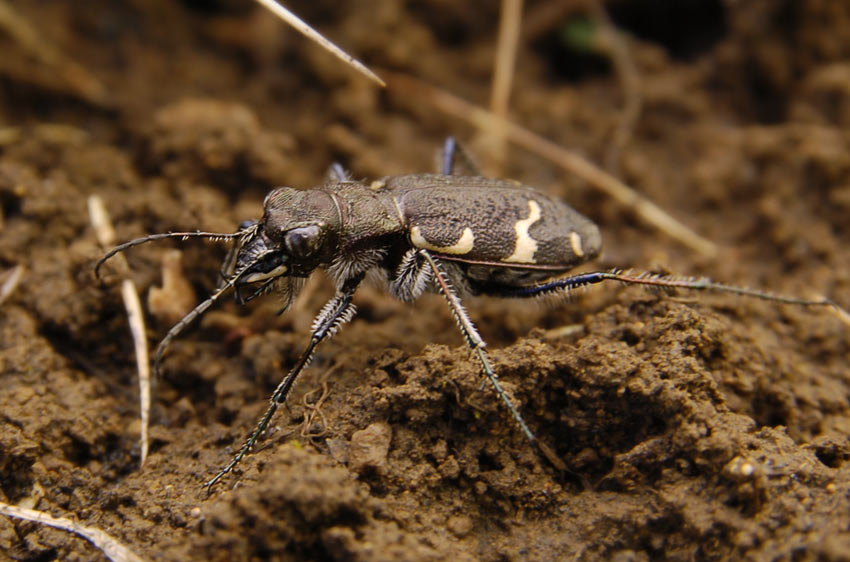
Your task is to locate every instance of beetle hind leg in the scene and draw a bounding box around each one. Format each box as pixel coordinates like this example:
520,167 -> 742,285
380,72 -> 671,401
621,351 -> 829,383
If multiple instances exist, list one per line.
420,250 -> 567,471
490,269 -> 844,314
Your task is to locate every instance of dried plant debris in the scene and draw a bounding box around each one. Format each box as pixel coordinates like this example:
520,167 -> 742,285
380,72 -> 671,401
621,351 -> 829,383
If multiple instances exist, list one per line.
0,501 -> 145,562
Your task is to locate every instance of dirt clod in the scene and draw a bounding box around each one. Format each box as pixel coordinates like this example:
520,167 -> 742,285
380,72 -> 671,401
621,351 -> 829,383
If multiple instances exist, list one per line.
348,422 -> 392,475
147,249 -> 197,326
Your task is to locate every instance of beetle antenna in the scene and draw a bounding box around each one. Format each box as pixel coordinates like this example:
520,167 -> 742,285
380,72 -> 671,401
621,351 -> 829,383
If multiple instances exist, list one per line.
95,231 -> 241,279
151,265 -> 248,378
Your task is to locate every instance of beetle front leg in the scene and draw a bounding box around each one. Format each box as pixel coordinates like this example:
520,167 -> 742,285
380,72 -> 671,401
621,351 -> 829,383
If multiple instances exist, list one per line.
204,275 -> 363,490
420,250 -> 567,471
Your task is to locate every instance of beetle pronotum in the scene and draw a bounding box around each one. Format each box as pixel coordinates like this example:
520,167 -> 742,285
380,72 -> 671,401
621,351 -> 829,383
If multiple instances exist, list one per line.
96,138 -> 844,488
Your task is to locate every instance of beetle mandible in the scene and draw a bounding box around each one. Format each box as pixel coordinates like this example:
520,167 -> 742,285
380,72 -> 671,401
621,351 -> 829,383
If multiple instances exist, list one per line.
96,138 -> 842,489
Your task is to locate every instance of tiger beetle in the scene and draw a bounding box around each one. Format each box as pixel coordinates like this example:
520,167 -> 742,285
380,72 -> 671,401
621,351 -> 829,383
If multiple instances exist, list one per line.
96,138 -> 844,489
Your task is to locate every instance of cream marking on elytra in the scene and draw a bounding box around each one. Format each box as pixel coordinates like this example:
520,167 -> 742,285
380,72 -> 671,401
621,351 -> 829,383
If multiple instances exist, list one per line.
504,200 -> 541,263
570,232 -> 585,257
410,226 -> 475,255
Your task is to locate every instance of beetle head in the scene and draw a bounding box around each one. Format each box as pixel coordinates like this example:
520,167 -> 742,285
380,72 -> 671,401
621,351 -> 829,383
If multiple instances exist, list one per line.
228,187 -> 341,303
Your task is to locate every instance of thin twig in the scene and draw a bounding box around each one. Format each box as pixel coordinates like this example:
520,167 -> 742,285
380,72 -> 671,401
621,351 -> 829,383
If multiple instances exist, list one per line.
479,0 -> 524,174
491,0 -> 524,117
540,324 -> 585,340
387,73 -> 717,257
87,196 -> 117,248
816,293 -> 850,328
122,280 -> 151,465
589,1 -> 642,174
835,305 -> 850,328
88,195 -> 151,466
0,0 -> 106,103
0,501 -> 145,562
0,265 -> 23,306
253,0 -> 385,87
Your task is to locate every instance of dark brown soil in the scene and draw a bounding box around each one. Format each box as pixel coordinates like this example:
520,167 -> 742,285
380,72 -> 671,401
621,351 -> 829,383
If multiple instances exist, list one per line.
1,1 -> 849,560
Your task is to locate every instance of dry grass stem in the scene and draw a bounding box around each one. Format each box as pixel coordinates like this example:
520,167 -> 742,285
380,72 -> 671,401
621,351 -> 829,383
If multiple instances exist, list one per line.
88,196 -> 117,247
479,0 -> 524,173
88,195 -> 151,466
491,0 -> 523,116
254,0 -> 385,87
589,2 -> 642,173
828,299 -> 850,328
540,324 -> 586,340
388,73 -> 717,257
0,265 -> 23,306
122,279 -> 152,465
833,306 -> 850,327
0,501 -> 145,562
0,1 -> 106,103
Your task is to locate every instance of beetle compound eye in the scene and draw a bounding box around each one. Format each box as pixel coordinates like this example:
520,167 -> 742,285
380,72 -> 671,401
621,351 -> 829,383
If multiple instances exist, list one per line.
285,225 -> 321,258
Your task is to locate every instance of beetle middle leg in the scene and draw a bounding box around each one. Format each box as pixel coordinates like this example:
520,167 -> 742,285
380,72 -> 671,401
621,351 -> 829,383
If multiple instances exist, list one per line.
420,250 -> 567,471
388,249 -> 432,302
440,137 -> 481,176
326,162 -> 350,182
204,274 -> 364,489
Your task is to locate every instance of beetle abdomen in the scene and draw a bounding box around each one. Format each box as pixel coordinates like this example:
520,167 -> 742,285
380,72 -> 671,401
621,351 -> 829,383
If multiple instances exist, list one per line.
387,175 -> 601,270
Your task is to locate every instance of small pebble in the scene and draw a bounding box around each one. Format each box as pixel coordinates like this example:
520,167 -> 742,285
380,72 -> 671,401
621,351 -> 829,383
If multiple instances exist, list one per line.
348,422 -> 392,474
447,515 -> 473,538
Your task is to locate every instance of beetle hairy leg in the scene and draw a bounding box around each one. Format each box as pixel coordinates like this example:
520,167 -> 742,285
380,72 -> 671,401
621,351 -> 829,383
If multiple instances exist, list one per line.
495,270 -> 846,319
204,275 -> 363,490
421,250 -> 567,471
